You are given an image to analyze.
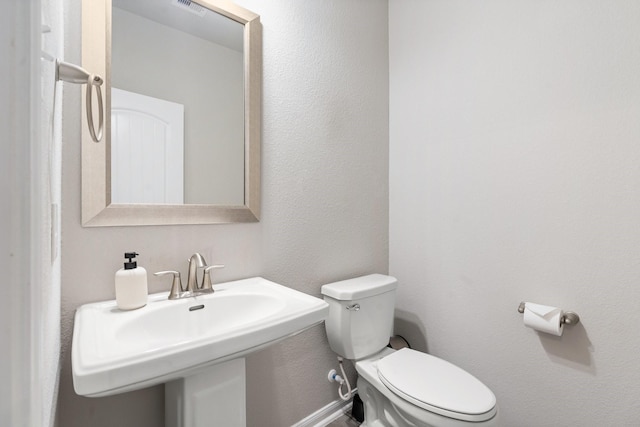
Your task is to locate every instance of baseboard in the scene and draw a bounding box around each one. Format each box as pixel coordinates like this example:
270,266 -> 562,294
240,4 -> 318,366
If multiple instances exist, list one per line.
291,389 -> 357,427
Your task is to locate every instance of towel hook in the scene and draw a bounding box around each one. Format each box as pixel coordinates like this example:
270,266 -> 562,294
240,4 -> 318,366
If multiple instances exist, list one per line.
56,60 -> 104,143
517,302 -> 580,326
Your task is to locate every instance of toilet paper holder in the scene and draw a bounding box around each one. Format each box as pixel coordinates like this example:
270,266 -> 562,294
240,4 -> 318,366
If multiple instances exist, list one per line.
518,302 -> 580,326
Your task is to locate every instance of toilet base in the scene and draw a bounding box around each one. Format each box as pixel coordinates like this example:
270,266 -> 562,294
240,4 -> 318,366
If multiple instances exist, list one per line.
359,376 -> 418,427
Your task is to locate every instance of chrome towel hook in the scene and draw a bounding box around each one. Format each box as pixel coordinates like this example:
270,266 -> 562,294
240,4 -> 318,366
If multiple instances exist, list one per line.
56,60 -> 104,143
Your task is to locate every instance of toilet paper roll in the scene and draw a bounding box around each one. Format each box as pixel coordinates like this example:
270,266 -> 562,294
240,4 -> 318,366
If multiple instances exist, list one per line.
523,302 -> 564,336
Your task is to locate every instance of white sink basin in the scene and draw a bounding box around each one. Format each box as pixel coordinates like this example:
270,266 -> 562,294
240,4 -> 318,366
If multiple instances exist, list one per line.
72,277 -> 329,397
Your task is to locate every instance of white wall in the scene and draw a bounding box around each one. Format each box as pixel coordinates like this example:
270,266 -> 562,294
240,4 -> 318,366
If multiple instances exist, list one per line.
0,2 -> 39,425
1,0 -> 62,426
57,1 -> 389,426
389,0 -> 640,425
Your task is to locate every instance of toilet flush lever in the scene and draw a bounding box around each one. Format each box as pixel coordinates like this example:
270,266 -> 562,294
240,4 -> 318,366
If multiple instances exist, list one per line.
346,303 -> 360,311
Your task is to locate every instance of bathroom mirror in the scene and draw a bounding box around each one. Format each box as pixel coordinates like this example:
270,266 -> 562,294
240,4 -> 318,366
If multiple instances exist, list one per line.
81,0 -> 261,226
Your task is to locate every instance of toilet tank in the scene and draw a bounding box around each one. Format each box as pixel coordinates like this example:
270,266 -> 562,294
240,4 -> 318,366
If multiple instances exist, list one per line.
321,274 -> 397,360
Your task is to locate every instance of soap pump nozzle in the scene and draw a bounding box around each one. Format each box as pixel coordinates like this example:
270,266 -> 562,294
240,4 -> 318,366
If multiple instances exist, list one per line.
124,252 -> 139,270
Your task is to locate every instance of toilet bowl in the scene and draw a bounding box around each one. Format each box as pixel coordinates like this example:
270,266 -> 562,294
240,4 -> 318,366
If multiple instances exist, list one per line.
321,274 -> 499,427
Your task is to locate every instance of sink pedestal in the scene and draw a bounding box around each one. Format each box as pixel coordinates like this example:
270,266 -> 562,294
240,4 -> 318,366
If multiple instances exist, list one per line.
165,358 -> 246,427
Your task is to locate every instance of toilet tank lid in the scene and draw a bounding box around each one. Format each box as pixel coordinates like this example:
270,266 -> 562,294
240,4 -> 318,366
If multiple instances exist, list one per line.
321,274 -> 397,300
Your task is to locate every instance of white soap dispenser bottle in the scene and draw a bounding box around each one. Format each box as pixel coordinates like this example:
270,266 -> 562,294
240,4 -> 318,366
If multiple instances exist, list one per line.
115,252 -> 148,310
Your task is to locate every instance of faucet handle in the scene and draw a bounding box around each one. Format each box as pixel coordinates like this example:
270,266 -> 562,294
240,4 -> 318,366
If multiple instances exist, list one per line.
154,270 -> 183,300
200,265 -> 225,293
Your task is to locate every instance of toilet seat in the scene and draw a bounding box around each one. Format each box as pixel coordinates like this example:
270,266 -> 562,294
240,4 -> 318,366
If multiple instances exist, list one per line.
377,348 -> 497,422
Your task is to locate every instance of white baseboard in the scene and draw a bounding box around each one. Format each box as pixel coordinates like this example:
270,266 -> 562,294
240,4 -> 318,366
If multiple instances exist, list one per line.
291,389 -> 357,427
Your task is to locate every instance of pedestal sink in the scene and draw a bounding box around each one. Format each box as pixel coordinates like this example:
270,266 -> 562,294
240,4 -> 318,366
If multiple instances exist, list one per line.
72,277 -> 329,426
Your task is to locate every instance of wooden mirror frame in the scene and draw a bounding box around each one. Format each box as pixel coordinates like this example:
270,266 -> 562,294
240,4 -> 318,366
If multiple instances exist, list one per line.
81,0 -> 261,226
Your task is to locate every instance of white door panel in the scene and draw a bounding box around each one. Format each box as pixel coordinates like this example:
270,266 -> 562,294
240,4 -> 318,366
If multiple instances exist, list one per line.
111,87 -> 184,204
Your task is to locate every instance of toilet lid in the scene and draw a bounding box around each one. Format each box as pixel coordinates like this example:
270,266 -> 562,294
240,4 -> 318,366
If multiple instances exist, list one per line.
377,348 -> 496,422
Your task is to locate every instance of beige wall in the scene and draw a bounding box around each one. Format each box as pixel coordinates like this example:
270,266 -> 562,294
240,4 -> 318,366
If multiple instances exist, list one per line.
390,0 -> 640,425
57,0 -> 389,426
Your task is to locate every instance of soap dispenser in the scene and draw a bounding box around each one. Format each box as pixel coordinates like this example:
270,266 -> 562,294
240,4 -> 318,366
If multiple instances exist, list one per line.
115,252 -> 148,310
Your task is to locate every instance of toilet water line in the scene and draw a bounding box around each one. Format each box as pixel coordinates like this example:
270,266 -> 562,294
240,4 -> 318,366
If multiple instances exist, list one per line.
337,357 -> 352,401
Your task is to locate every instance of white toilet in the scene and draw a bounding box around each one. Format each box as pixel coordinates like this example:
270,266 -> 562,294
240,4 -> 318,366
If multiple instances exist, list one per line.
321,274 -> 499,427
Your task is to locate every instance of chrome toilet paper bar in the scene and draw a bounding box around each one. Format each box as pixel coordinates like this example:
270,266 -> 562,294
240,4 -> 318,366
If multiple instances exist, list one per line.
518,302 -> 580,325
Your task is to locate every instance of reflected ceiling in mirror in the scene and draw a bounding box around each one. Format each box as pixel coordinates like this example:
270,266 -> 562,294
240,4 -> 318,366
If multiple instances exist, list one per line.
80,0 -> 261,226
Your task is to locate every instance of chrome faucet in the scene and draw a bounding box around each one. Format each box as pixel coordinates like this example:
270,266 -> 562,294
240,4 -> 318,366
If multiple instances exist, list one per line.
186,253 -> 207,294
155,253 -> 224,300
